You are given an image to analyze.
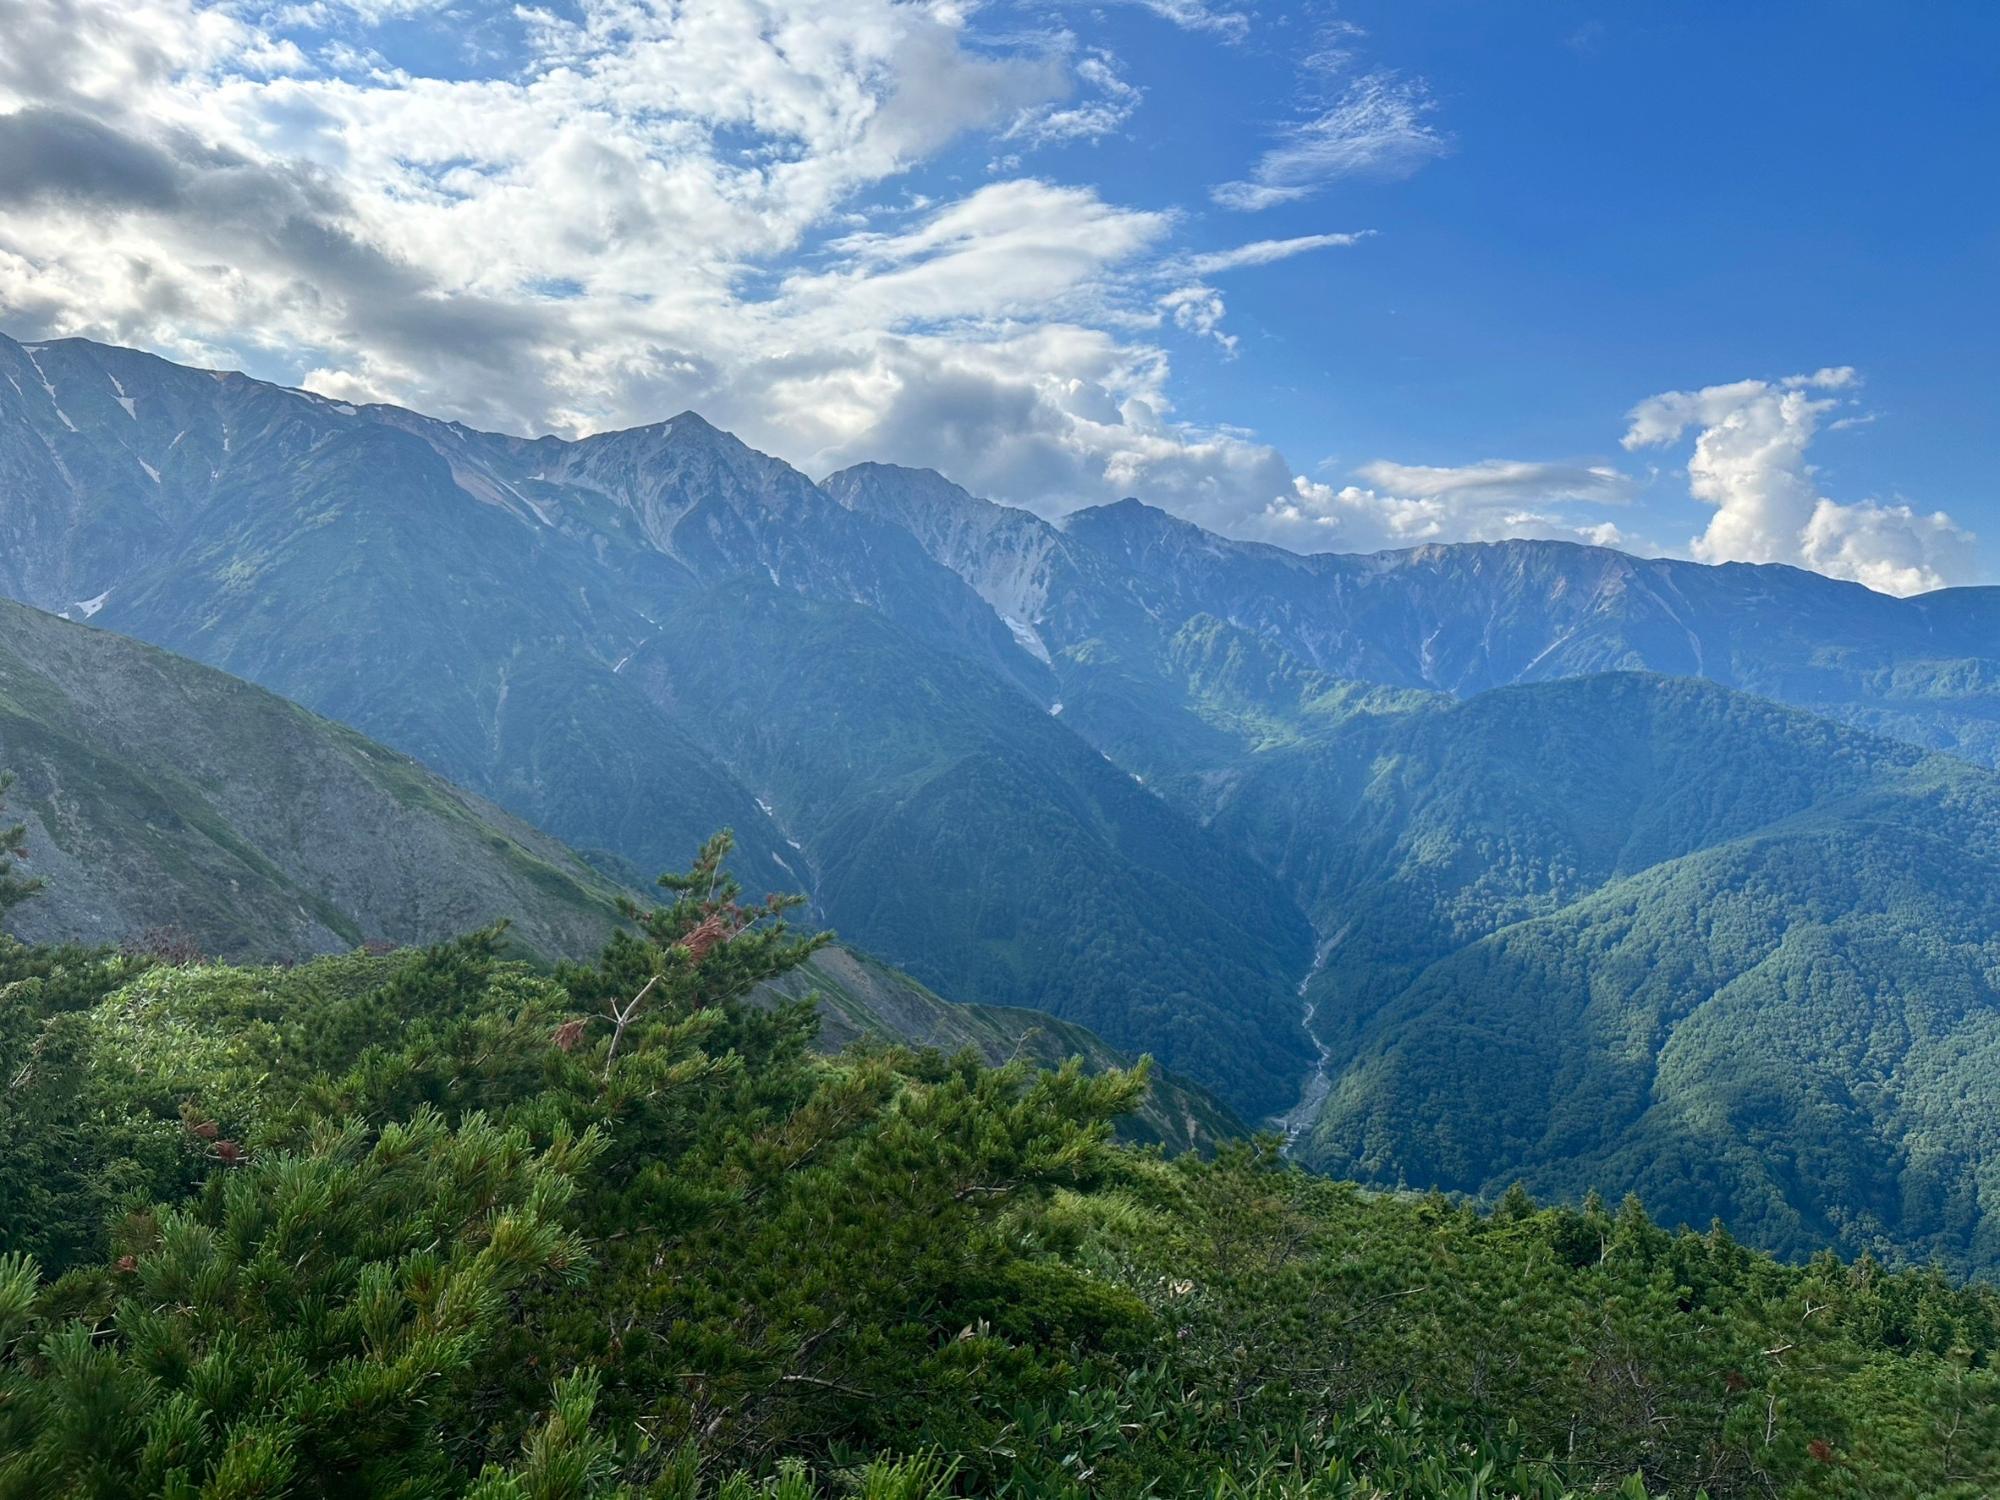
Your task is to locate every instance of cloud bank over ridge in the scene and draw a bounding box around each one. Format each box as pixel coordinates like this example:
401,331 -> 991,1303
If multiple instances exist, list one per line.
0,0 -> 1975,589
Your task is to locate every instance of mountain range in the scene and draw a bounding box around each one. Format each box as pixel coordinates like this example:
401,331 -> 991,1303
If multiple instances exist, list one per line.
0,331 -> 1309,1117
5,331 -> 2000,1268
825,462 -> 2000,772
1196,671 -> 2000,1267
0,589 -> 1234,1151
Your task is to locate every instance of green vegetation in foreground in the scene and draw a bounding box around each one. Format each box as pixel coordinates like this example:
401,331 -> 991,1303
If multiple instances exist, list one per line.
758,945 -> 1242,1156
0,827 -> 1995,1497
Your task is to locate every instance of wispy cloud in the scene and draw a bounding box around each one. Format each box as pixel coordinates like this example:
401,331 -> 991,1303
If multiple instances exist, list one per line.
1151,230 -> 1370,356
1005,49 -> 1142,148
1353,458 -> 1636,506
1063,0 -> 1251,41
1177,231 -> 1370,276
1214,71 -> 1448,211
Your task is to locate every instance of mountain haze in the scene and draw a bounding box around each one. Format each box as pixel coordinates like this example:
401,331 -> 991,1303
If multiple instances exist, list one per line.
0,332 -> 1309,1115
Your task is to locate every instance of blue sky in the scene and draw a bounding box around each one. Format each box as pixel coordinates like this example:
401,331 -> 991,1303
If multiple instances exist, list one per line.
0,0 -> 1992,591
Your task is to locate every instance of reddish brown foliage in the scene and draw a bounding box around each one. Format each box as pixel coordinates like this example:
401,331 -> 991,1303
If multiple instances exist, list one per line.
682,911 -> 732,961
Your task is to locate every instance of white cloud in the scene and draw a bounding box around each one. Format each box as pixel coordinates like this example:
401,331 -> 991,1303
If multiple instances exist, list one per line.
1260,460 -> 1639,553
0,0 -> 1405,543
1213,72 -> 1447,212
1159,283 -> 1232,351
1623,368 -> 1976,595
1802,499 -> 1977,598
1352,458 -> 1636,506
1143,231 -> 1369,356
1176,230 -> 1369,276
0,6 -> 1158,451
785,179 -> 1171,331
1058,0 -> 1250,41
1004,48 -> 1141,148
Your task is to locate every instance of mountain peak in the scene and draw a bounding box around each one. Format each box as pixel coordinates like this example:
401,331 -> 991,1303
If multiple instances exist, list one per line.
1059,496 -> 1182,534
822,462 -> 985,514
1076,495 -> 1158,518
1058,498 -> 1231,560
576,408 -> 732,447
827,460 -> 939,484
820,464 -> 1063,554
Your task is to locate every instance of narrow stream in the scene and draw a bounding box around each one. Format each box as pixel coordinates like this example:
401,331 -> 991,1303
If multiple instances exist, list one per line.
1275,937 -> 1335,1153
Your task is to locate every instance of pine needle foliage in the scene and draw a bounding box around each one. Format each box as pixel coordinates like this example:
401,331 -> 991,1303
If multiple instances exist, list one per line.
0,835 -> 1993,1497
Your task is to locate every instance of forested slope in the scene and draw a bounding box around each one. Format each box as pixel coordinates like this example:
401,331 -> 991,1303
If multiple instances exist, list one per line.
757,944 -> 1242,1155
0,601 -> 1234,1151
628,584 -> 1314,1116
1199,673 -> 2000,1272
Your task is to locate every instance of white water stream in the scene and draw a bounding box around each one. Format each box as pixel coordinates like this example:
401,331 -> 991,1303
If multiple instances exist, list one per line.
1275,936 -> 1336,1153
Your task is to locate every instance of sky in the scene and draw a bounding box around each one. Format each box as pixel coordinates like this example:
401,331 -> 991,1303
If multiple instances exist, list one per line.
0,0 -> 1993,594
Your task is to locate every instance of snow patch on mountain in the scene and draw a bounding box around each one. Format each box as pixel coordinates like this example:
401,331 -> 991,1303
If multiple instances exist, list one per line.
24,349 -> 76,431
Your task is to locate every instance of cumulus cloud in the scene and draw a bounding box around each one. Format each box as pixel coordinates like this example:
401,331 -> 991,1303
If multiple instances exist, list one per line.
1213,72 -> 1447,212
1260,459 -> 1637,552
1623,369 -> 1976,595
